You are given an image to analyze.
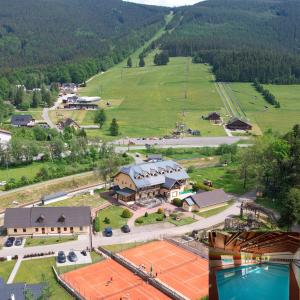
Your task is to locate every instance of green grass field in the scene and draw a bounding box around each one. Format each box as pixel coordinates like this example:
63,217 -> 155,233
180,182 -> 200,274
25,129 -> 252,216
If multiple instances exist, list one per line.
96,205 -> 130,229
228,83 -> 300,134
79,54 -> 226,139
0,260 -> 16,282
25,236 -> 78,247
14,257 -> 72,300
189,165 -> 254,195
46,193 -> 106,208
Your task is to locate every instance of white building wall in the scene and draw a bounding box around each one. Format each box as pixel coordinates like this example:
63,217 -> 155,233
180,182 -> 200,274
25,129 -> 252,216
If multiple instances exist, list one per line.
0,132 -> 12,145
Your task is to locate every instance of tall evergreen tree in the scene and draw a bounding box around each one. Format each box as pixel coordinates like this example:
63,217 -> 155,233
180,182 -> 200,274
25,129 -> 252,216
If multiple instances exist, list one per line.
31,91 -> 41,108
127,57 -> 133,68
139,56 -> 145,67
154,51 -> 169,66
94,109 -> 106,128
109,118 -> 119,136
15,87 -> 25,108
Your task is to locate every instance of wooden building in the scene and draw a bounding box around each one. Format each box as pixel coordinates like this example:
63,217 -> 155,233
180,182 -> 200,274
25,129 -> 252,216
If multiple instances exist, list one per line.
113,160 -> 189,205
226,117 -> 252,131
182,189 -> 230,212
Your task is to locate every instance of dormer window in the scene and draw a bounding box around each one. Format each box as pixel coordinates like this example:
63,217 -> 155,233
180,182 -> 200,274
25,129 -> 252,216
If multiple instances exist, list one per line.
37,214 -> 45,223
58,214 -> 66,223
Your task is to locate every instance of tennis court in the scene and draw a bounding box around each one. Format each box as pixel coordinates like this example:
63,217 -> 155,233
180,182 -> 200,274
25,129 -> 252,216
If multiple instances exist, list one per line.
121,240 -> 209,300
62,259 -> 170,300
61,259 -> 170,300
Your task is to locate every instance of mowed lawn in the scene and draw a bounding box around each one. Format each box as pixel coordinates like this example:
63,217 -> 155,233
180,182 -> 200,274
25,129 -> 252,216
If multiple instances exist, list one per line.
80,55 -> 226,138
0,260 -> 16,282
96,205 -> 131,229
14,257 -> 72,300
189,165 -> 254,195
229,83 -> 300,134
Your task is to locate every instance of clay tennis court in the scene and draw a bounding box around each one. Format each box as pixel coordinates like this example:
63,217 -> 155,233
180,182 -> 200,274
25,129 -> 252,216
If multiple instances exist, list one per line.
121,240 -> 208,300
61,259 -> 170,300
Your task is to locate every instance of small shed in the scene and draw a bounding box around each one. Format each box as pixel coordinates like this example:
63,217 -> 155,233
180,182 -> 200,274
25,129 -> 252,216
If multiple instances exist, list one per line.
206,112 -> 221,121
146,154 -> 163,162
57,118 -> 80,130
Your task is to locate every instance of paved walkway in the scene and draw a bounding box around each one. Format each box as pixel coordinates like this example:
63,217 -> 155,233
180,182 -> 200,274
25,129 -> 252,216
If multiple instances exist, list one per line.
7,255 -> 23,284
127,202 -> 201,228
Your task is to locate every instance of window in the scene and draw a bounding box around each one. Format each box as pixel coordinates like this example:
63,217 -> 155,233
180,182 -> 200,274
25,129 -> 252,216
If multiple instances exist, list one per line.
14,228 -> 17,233
23,228 -> 26,233
80,226 -> 83,231
35,228 -> 39,232
64,227 -> 67,231
70,227 -> 73,230
51,227 -> 54,231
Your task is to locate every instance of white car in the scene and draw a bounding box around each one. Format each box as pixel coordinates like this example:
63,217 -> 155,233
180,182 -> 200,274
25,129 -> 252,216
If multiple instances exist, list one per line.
0,181 -> 6,186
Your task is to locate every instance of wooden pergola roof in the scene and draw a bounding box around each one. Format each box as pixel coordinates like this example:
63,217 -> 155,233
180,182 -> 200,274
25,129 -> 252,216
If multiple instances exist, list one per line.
209,232 -> 300,254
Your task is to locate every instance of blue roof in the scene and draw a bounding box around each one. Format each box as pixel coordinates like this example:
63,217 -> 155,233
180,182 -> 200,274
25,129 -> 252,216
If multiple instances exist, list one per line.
118,160 -> 189,189
184,197 -> 195,206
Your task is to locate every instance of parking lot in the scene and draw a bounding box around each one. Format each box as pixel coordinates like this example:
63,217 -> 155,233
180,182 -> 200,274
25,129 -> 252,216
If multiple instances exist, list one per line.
56,250 -> 92,267
3,236 -> 26,248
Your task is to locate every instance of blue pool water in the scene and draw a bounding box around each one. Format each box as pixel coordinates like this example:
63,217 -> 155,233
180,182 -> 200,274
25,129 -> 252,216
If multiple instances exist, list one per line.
216,263 -> 289,300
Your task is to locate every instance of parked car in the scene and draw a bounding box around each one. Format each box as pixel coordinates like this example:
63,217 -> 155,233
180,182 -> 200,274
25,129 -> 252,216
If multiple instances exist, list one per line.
68,251 -> 78,262
121,225 -> 131,233
5,237 -> 15,247
104,227 -> 113,237
57,251 -> 66,263
14,237 -> 23,246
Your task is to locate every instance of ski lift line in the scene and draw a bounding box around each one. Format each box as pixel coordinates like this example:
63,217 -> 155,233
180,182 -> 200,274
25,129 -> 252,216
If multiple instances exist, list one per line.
223,83 -> 247,119
222,82 -> 243,118
215,81 -> 236,117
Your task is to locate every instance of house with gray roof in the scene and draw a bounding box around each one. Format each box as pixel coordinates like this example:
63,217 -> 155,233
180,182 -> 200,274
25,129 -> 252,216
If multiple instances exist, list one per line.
11,115 -> 35,127
0,277 -> 44,300
4,206 -> 91,236
113,160 -> 189,204
182,189 -> 231,212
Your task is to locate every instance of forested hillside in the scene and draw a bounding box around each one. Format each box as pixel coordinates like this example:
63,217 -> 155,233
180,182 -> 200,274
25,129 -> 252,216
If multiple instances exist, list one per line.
0,0 -> 166,68
161,0 -> 300,83
0,0 -> 167,119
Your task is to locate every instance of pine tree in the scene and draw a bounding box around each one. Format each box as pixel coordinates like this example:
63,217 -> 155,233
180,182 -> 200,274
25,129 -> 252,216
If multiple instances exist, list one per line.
127,57 -> 133,68
139,56 -> 145,67
15,87 -> 25,108
94,109 -> 106,128
31,91 -> 41,108
109,118 -> 119,136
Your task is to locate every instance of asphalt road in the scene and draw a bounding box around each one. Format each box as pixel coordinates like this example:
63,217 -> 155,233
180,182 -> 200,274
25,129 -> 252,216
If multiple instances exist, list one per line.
0,200 -> 241,257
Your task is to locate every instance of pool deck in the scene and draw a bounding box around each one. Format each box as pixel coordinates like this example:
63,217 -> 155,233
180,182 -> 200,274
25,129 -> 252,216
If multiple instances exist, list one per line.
209,263 -> 299,300
290,267 -> 299,300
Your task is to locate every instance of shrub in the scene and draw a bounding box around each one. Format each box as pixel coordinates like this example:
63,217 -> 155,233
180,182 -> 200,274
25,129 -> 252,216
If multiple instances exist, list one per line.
192,182 -> 213,192
144,211 -> 149,217
104,217 -> 110,224
156,215 -> 164,222
187,166 -> 196,173
157,208 -> 164,214
172,198 -> 182,207
121,208 -> 133,218
94,217 -> 100,232
135,217 -> 144,224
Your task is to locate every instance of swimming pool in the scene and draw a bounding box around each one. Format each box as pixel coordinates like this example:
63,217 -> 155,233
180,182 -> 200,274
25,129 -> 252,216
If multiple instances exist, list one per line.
216,263 -> 289,300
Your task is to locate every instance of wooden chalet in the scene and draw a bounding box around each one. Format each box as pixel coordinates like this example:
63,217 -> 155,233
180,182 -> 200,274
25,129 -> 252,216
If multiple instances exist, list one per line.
226,117 -> 252,131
